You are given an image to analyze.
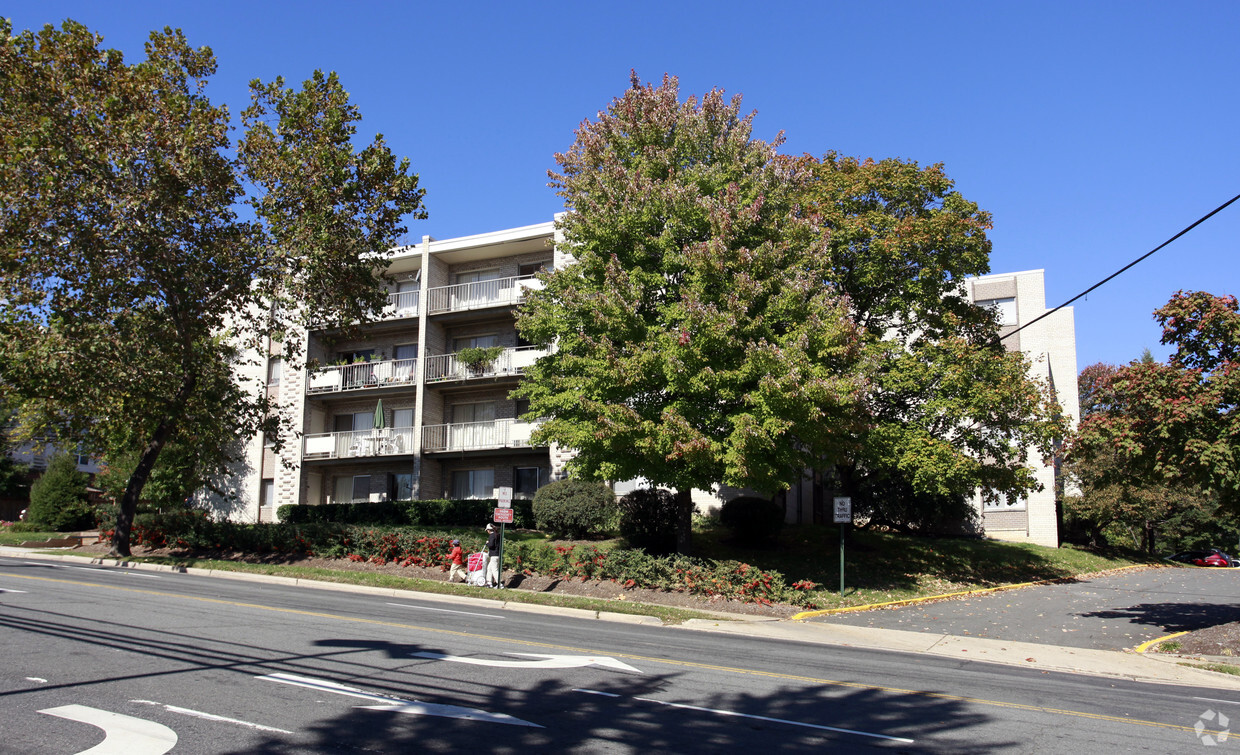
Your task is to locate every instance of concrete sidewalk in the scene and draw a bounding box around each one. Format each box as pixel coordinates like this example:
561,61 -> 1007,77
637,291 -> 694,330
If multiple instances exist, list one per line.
4,546 -> 1238,690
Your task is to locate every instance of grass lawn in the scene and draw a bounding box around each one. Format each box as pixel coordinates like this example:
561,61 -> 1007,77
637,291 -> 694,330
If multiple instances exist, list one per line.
0,529 -> 64,545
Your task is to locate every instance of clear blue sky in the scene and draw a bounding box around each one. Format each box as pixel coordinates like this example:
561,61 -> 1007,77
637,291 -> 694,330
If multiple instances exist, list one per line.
8,1 -> 1238,372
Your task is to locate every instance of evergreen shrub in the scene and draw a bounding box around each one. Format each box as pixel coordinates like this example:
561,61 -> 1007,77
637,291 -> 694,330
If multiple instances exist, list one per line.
26,454 -> 94,531
618,487 -> 678,554
531,479 -> 615,538
719,496 -> 784,545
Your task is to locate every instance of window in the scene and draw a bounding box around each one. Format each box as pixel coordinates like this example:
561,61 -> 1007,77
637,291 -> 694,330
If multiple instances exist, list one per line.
519,261 -> 549,276
455,269 -> 502,285
394,343 -> 418,361
340,349 -> 375,363
453,402 -> 496,423
514,467 -> 541,499
452,469 -> 494,499
267,357 -> 282,385
335,412 -> 375,433
333,475 -> 371,503
391,473 -> 414,501
976,297 -> 1017,326
260,479 -> 275,508
392,408 -> 414,428
453,334 -> 499,351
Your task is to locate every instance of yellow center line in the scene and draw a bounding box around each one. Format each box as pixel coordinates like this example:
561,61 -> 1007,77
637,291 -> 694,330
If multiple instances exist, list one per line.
4,571 -> 1212,736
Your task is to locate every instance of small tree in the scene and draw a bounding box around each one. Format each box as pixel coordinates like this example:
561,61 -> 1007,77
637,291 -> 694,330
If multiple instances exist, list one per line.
531,478 -> 614,539
617,488 -> 680,555
26,454 -> 93,531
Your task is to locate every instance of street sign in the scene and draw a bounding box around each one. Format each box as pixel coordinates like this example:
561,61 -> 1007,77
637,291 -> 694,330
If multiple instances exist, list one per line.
496,486 -> 513,509
493,508 -> 514,524
833,496 -> 852,524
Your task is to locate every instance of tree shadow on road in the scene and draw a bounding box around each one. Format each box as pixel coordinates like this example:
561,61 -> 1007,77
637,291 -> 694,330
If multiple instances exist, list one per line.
1078,601 -> 1240,632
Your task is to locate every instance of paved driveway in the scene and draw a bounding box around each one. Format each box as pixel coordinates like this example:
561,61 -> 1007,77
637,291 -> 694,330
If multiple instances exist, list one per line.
809,566 -> 1240,651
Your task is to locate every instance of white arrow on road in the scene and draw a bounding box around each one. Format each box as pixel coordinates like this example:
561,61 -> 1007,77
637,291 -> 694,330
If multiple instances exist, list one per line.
39,705 -> 177,755
259,673 -> 541,728
411,651 -> 642,673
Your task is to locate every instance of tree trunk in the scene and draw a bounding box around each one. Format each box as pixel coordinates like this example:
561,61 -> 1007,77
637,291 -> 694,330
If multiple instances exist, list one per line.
674,488 -> 693,556
110,376 -> 195,557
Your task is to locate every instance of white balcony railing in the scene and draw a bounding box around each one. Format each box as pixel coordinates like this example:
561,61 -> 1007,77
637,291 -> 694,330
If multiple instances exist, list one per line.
421,418 -> 536,453
423,345 -> 546,383
307,357 -> 418,394
425,274 -> 542,315
382,289 -> 420,320
303,428 -> 417,460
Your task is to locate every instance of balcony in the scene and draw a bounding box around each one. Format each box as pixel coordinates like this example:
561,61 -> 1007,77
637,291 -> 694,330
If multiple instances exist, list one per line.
424,345 -> 546,383
382,289 -> 420,320
307,357 -> 418,394
421,418 -> 537,453
303,428 -> 416,460
425,274 -> 542,315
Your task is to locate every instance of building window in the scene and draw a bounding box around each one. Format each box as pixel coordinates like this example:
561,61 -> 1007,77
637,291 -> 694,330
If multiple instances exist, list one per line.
451,469 -> 494,499
267,357 -> 282,385
514,467 -> 542,499
335,412 -> 375,433
391,473 -> 414,501
333,475 -> 371,503
260,478 -> 275,508
452,402 -> 496,423
392,408 -> 415,428
453,334 -> 499,351
394,343 -> 418,361
976,297 -> 1017,326
519,261 -> 550,276
514,398 -> 531,418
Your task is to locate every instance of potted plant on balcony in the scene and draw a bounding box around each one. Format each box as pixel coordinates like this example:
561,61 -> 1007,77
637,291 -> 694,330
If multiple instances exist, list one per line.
457,346 -> 503,376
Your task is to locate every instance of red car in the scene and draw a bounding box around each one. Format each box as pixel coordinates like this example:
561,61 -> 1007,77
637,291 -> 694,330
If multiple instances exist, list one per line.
1167,549 -> 1239,567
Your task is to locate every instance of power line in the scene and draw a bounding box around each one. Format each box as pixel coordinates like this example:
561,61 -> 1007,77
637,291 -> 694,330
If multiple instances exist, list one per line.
1001,192 -> 1240,340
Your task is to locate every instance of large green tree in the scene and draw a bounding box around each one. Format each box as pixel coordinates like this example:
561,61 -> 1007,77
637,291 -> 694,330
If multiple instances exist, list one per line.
516,74 -> 867,553
1069,291 -> 1240,525
796,154 -> 1065,528
0,20 -> 426,554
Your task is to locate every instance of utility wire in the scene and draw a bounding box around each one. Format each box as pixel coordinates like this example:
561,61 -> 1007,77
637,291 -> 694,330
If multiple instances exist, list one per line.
1001,192 -> 1240,340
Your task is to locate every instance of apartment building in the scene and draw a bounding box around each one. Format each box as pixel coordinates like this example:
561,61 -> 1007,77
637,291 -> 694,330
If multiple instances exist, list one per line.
221,220 -> 1078,548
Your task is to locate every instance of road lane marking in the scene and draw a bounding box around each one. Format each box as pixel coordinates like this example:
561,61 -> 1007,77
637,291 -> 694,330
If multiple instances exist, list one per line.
385,602 -> 502,619
1195,697 -> 1240,706
39,704 -> 177,754
258,672 -> 541,727
631,694 -> 914,743
412,651 -> 641,673
131,700 -> 292,734
0,588 -> 29,593
21,561 -> 162,579
574,689 -> 620,698
6,570 -> 1216,737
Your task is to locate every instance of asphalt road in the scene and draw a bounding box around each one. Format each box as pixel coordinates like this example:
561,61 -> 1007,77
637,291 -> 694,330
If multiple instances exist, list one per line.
2,555 -> 1237,752
814,566 -> 1240,651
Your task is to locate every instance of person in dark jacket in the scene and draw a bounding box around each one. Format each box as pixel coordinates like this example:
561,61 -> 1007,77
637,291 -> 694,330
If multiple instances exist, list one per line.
485,523 -> 502,588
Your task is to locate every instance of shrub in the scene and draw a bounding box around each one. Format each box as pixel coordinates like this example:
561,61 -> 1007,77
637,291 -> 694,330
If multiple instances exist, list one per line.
26,454 -> 95,531
618,487 -> 678,555
275,499 -> 534,528
531,479 -> 615,539
719,496 -> 784,545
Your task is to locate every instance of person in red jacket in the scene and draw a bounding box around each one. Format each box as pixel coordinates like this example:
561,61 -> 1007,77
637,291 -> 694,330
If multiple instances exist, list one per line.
448,539 -> 466,583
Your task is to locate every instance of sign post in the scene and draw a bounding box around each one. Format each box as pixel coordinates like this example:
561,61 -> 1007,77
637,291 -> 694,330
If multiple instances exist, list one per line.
494,487 -> 513,588
833,496 -> 852,595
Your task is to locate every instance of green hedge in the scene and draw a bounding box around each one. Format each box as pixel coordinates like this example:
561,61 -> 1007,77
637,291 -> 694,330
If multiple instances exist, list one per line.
275,498 -> 534,528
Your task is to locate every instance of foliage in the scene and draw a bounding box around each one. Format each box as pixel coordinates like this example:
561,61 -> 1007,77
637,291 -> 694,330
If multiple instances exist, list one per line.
617,487 -> 680,555
0,20 -> 426,555
517,73 -> 865,553
849,466 -> 979,535
26,454 -> 94,531
718,496 -> 784,544
275,499 -> 535,528
797,153 -> 1066,513
0,454 -> 31,500
530,479 -> 615,538
457,346 -> 503,373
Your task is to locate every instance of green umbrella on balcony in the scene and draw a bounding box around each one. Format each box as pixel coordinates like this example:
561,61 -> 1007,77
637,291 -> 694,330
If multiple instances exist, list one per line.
373,399 -> 385,430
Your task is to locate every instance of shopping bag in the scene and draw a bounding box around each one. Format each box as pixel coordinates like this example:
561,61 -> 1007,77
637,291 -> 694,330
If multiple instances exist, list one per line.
467,551 -> 485,572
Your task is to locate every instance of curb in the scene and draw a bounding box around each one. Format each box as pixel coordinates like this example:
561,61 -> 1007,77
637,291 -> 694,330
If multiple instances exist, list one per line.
1134,631 -> 1190,654
791,564 -> 1154,621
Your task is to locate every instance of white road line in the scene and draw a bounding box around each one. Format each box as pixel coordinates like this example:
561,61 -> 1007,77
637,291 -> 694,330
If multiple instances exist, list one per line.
131,700 -> 292,734
26,677 -> 47,683
39,704 -> 177,754
0,588 -> 29,593
21,561 -> 161,578
385,602 -> 502,619
257,672 -> 541,727
1194,696 -> 1240,706
573,689 -> 621,697
622,694 -> 914,743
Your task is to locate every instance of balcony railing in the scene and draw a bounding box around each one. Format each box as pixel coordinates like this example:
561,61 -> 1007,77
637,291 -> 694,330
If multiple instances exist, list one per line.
421,418 -> 536,453
382,289 -> 420,320
424,345 -> 546,383
425,274 -> 542,315
307,358 -> 418,394
303,428 -> 417,460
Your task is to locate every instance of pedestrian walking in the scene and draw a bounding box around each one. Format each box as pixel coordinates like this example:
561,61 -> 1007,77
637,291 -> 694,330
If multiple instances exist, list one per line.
447,539 -> 466,583
485,523 -> 502,588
